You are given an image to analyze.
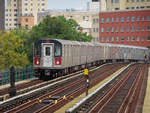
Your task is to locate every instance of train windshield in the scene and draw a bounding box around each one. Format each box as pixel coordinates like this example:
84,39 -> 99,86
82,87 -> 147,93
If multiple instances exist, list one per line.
34,45 -> 41,57
55,44 -> 61,57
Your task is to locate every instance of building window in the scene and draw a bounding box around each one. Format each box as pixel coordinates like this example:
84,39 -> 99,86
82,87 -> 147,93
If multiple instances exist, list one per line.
106,18 -> 110,22
112,37 -> 114,42
25,18 -> 28,22
101,37 -> 104,42
142,16 -> 145,21
127,36 -> 130,41
121,36 -> 124,42
131,7 -> 135,9
116,36 -> 119,42
142,36 -> 144,41
147,6 -> 150,8
136,26 -> 139,31
147,36 -> 150,41
106,37 -> 109,42
121,27 -> 124,32
142,26 -> 144,31
96,28 -> 99,32
115,0 -> 119,3
106,27 -> 109,32
147,16 -> 150,21
93,28 -> 96,32
121,17 -> 124,22
126,17 -> 129,22
140,6 -> 145,9
93,19 -> 96,23
112,18 -> 114,22
136,37 -> 140,41
116,18 -> 119,22
137,16 -> 140,21
131,36 -> 135,41
101,27 -> 104,32
14,9 -> 17,12
116,27 -> 119,32
101,18 -> 104,23
147,26 -> 150,31
83,16 -> 89,21
115,8 -> 120,10
131,26 -> 135,32
131,16 -> 135,22
111,27 -> 114,32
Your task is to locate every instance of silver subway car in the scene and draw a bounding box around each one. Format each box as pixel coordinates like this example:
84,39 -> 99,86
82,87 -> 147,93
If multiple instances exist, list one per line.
33,39 -> 149,80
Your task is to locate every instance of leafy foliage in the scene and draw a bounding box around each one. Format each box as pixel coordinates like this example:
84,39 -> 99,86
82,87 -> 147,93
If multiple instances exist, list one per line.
29,15 -> 92,42
0,31 -> 29,70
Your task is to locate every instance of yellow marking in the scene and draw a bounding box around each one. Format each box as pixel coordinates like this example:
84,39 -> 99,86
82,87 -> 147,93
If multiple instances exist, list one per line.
63,95 -> 66,100
84,69 -> 88,75
143,68 -> 150,113
55,100 -> 58,104
55,66 -> 126,113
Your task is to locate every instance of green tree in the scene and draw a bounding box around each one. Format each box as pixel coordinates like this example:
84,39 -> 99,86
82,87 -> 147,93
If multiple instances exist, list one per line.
0,31 -> 29,70
29,15 -> 92,42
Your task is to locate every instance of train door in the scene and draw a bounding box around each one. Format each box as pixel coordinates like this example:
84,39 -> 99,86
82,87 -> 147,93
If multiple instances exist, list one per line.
42,44 -> 53,67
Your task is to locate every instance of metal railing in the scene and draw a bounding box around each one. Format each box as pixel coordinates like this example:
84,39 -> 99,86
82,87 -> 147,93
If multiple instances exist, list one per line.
0,66 -> 34,86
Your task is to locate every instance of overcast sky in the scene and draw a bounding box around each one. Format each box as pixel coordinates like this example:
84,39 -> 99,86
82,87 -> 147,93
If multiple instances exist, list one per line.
47,0 -> 91,10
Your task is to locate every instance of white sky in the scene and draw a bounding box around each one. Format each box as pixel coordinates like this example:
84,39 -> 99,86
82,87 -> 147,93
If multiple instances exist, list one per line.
47,0 -> 91,10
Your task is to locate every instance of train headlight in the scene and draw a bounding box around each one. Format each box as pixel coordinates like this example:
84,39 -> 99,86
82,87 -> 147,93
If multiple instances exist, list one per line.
56,61 -> 59,65
34,57 -> 40,66
37,60 -> 39,65
55,57 -> 61,65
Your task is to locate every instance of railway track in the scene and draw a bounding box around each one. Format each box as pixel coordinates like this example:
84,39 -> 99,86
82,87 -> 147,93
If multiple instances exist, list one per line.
0,64 -> 100,100
0,63 -> 125,113
73,64 -> 148,113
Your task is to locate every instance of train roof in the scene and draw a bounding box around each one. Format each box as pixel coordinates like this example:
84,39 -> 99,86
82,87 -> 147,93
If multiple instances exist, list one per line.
34,39 -> 148,50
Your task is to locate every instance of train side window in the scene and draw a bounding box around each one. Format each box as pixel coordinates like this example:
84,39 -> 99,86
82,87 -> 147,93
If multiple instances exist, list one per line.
45,47 -> 51,56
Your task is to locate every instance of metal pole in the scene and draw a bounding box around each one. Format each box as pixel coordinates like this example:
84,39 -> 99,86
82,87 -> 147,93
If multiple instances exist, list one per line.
86,75 -> 89,96
9,66 -> 16,97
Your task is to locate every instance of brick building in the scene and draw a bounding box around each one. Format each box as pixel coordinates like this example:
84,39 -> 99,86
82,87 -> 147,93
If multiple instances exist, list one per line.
0,0 -> 5,31
99,10 -> 150,48
18,16 -> 34,29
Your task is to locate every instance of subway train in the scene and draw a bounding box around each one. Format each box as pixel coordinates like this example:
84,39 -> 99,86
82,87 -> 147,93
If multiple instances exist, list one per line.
33,39 -> 149,80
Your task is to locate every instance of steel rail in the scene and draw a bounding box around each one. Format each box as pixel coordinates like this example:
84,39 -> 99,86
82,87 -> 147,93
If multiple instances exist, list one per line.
89,65 -> 137,113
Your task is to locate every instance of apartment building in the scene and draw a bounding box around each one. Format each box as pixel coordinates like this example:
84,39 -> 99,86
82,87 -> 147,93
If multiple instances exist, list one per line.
92,14 -> 99,42
38,10 -> 97,36
100,0 -> 150,11
5,0 -> 47,30
0,0 -> 5,31
99,10 -> 150,47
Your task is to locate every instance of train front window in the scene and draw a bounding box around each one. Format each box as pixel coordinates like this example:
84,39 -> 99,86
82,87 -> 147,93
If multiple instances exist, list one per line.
34,46 -> 41,56
45,47 -> 51,56
55,44 -> 61,57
